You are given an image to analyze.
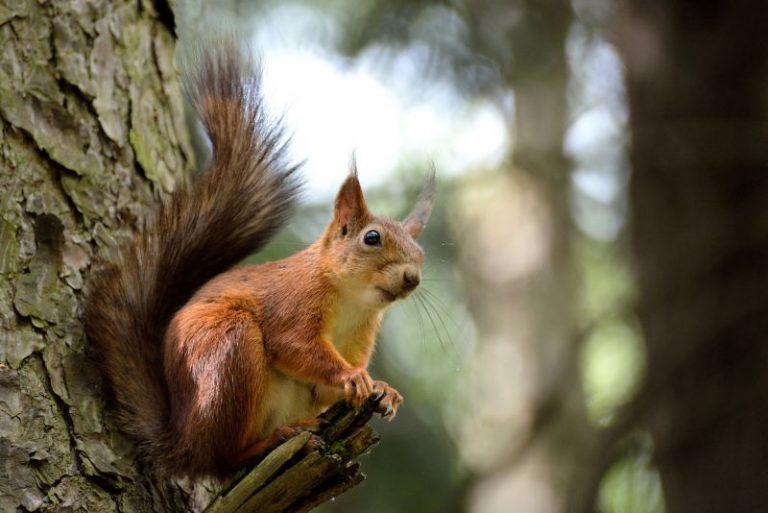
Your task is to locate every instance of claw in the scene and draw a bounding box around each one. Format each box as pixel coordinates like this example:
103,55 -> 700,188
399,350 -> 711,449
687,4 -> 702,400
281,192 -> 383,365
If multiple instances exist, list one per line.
300,433 -> 326,455
371,379 -> 403,420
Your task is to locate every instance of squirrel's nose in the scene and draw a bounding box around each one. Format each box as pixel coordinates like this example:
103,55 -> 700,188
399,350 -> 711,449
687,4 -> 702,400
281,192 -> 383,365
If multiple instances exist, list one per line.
402,271 -> 421,291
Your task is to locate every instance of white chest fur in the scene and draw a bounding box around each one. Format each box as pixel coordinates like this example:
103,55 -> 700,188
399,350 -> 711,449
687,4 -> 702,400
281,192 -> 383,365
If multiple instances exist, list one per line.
260,293 -> 383,436
330,297 -> 381,361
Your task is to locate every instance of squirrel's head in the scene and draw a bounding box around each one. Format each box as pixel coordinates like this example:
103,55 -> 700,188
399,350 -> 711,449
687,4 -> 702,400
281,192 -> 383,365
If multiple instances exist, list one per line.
320,165 -> 435,310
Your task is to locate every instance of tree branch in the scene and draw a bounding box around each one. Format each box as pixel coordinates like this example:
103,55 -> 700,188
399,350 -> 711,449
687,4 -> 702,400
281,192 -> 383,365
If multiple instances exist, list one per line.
204,397 -> 382,513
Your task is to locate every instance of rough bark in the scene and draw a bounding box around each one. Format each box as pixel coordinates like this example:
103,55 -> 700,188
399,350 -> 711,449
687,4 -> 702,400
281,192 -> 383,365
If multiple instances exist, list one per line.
0,0 -> 196,510
204,398 -> 381,513
617,1 -> 768,512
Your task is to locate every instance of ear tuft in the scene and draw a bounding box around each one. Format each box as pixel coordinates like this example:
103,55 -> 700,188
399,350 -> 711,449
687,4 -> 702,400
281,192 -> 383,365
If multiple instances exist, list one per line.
333,157 -> 369,234
403,167 -> 436,238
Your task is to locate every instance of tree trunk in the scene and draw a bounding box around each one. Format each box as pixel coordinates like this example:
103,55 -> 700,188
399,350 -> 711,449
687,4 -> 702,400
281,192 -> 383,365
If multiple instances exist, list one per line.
617,1 -> 768,511
1,3 -> 386,511
457,1 -> 592,511
0,0 -> 198,510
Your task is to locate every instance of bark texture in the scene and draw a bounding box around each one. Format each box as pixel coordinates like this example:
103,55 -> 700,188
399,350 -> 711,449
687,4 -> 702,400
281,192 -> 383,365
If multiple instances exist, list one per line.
1,3 -> 385,512
0,0 -> 196,511
204,398 -> 381,513
618,1 -> 768,511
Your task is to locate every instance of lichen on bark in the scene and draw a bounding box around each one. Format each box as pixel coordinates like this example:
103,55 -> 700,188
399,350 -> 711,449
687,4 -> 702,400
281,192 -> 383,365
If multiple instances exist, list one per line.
1,0 -> 193,510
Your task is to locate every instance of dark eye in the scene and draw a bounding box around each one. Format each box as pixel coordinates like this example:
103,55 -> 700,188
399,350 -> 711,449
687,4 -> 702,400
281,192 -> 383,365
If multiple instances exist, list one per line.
363,230 -> 381,246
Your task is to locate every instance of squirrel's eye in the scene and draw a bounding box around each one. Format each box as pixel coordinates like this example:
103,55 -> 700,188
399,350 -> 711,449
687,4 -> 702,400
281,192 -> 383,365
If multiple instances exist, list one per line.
363,230 -> 381,246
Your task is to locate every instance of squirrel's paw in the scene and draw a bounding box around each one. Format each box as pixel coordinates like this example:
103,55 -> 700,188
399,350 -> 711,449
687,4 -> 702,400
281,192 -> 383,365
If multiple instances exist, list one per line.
373,380 -> 404,421
279,420 -> 327,454
302,433 -> 326,454
339,367 -> 374,409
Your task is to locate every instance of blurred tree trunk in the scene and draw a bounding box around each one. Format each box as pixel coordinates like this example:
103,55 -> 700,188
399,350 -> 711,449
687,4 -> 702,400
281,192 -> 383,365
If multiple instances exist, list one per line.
505,1 -> 594,509
618,1 -> 768,511
458,1 -> 592,511
0,0 -> 199,510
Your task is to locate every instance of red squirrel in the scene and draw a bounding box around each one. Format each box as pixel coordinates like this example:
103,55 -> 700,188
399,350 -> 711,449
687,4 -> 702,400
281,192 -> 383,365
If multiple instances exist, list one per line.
84,41 -> 434,478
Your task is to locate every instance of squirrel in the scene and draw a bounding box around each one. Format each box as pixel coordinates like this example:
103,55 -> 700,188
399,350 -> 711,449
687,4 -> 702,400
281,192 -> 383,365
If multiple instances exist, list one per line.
84,41 -> 434,479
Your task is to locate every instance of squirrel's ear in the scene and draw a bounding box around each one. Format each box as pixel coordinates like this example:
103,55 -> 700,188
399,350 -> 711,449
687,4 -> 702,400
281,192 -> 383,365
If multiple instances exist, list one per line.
333,159 -> 369,236
403,169 -> 436,239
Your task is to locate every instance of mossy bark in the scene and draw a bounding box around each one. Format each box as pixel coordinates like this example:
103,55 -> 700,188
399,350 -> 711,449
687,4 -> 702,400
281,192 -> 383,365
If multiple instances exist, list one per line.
0,0 -> 197,511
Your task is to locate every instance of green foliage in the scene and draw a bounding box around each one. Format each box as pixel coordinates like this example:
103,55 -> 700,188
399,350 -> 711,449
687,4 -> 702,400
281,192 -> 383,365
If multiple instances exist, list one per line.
598,446 -> 665,513
581,320 -> 644,425
575,236 -> 643,425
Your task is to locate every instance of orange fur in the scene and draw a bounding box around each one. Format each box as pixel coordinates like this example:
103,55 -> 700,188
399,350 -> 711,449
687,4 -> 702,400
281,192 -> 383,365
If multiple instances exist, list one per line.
85,40 -> 434,479
162,178 -> 432,476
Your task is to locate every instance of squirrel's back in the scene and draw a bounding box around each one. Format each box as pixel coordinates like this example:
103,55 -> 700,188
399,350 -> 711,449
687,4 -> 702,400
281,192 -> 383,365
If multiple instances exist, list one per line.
84,40 -> 301,476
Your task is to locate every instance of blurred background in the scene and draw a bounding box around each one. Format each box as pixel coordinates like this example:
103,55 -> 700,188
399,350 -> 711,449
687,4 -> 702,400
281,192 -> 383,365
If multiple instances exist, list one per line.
175,1 -> 765,512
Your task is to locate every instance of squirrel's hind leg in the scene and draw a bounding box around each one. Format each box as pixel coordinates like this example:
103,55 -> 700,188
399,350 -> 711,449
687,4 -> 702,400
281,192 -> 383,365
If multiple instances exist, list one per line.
230,417 -> 326,470
164,301 -> 271,476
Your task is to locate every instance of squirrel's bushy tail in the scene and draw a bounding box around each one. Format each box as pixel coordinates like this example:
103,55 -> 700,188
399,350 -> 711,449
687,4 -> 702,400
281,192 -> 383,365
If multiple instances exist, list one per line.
84,40 -> 300,476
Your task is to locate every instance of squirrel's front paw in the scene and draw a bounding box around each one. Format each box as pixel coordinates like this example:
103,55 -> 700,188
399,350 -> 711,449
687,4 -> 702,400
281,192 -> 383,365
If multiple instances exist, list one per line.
339,367 -> 374,408
373,380 -> 404,421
